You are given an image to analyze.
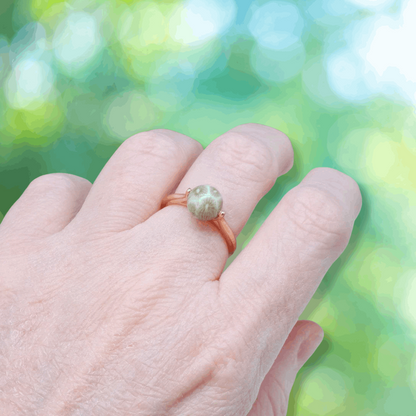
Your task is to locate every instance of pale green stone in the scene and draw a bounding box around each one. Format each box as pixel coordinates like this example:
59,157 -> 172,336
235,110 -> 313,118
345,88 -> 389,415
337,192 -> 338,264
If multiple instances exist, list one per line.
187,185 -> 223,221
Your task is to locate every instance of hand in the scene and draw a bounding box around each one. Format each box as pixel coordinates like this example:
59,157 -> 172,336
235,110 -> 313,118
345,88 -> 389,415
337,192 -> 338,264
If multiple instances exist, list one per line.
0,123 -> 361,415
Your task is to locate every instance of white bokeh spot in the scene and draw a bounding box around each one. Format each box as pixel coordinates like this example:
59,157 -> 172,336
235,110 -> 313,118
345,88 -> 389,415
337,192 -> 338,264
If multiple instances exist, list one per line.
4,58 -> 54,109
169,0 -> 237,45
346,0 -> 394,10
360,0 -> 416,105
327,0 -> 416,106
326,48 -> 371,102
248,1 -> 304,50
53,12 -> 103,73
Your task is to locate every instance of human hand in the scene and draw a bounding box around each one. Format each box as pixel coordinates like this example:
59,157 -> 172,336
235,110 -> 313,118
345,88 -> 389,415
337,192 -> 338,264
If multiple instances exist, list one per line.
0,123 -> 362,415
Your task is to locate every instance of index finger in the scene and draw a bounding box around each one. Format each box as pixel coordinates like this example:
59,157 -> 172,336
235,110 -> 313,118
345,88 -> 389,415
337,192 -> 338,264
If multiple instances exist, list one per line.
219,167 -> 362,366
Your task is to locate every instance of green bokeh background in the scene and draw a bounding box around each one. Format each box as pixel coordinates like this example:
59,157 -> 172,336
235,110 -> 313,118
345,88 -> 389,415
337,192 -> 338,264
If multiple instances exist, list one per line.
1,0 -> 415,414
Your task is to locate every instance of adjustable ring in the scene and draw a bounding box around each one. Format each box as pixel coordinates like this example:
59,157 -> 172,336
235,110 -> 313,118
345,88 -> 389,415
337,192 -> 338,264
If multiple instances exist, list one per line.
160,184 -> 237,256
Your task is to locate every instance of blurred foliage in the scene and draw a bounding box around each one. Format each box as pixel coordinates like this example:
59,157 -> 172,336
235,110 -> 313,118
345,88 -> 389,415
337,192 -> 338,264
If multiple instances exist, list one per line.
1,0 -> 415,414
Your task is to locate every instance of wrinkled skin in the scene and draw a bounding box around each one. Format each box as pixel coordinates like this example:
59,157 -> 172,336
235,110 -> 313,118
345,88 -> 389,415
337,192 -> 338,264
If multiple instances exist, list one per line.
0,124 -> 362,415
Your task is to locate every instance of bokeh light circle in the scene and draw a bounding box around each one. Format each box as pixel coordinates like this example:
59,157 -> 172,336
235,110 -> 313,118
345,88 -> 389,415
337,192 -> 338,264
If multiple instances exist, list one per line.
250,40 -> 306,84
248,1 -> 304,50
53,12 -> 104,75
295,366 -> 349,414
4,58 -> 54,110
169,0 -> 237,46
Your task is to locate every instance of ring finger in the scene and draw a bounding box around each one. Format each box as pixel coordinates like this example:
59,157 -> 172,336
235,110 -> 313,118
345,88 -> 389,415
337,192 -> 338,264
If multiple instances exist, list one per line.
145,123 -> 294,267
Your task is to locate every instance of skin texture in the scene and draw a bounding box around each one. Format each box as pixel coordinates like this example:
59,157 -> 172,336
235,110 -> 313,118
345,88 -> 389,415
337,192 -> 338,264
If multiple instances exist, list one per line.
0,123 -> 362,415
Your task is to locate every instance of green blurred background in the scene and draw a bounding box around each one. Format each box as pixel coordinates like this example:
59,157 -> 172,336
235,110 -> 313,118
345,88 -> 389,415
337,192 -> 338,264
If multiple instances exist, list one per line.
0,0 -> 415,414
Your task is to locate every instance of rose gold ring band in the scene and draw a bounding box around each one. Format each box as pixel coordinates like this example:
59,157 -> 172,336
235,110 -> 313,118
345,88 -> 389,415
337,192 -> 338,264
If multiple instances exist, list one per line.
160,188 -> 237,256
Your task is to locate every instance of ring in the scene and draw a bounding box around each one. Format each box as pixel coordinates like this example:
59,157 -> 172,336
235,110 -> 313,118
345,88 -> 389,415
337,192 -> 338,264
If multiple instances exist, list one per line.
160,185 -> 237,256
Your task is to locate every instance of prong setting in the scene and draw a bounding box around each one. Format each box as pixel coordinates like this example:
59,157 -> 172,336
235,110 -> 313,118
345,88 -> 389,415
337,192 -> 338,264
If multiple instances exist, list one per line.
186,185 -> 223,221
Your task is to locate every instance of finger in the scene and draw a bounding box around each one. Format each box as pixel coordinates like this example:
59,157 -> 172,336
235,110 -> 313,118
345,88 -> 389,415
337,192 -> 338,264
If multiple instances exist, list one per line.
149,123 -> 294,263
219,167 -> 361,380
248,320 -> 324,416
70,130 -> 203,233
0,173 -> 92,240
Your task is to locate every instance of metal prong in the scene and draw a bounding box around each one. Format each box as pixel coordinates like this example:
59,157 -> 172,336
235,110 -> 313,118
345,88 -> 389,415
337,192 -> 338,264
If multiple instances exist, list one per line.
185,188 -> 191,198
219,211 -> 225,218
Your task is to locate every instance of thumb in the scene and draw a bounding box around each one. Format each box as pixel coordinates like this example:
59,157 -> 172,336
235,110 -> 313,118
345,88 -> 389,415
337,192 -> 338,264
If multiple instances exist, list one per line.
247,320 -> 324,416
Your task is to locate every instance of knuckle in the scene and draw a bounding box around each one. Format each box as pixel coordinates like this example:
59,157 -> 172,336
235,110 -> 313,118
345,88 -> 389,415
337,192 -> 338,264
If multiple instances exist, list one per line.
29,173 -> 87,192
122,130 -> 184,163
217,133 -> 275,184
308,167 -> 362,217
153,128 -> 204,152
285,185 -> 350,246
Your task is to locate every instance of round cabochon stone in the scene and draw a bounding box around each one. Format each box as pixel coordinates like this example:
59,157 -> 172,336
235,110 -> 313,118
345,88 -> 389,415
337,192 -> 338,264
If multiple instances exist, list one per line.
187,185 -> 223,221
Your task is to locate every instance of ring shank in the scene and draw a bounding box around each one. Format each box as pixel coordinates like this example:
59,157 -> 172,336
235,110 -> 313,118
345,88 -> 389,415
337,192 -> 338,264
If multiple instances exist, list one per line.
160,193 -> 236,255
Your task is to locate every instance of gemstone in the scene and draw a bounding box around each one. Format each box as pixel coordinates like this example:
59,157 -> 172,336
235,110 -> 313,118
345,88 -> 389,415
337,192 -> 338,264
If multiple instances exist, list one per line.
187,185 -> 223,221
